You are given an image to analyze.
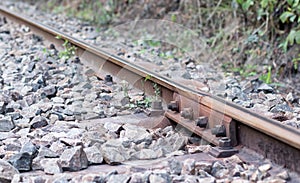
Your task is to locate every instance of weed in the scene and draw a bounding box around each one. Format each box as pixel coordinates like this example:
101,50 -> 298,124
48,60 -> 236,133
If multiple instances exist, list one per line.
136,96 -> 152,108
292,54 -> 300,70
222,63 -> 257,78
55,36 -> 76,60
171,14 -> 177,22
153,83 -> 161,101
259,66 -> 272,84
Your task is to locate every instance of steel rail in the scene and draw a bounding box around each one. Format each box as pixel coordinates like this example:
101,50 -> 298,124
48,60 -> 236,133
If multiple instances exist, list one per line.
0,6 -> 300,152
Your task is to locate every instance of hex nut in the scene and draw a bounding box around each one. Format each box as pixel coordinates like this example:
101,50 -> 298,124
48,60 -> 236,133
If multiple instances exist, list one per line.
181,108 -> 193,120
219,137 -> 232,149
195,116 -> 208,128
167,101 -> 179,112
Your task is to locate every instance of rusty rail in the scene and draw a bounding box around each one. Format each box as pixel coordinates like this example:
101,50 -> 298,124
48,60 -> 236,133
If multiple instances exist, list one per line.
1,6 -> 300,172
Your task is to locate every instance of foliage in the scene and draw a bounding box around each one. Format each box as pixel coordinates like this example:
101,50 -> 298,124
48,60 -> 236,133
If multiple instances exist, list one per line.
259,66 -> 272,84
55,36 -> 76,60
236,0 -> 300,52
153,83 -> 161,101
27,0 -> 300,83
43,0 -> 115,25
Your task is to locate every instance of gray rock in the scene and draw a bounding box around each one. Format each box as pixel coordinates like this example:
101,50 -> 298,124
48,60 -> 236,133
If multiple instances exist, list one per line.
250,169 -> 270,181
104,122 -> 122,133
82,131 -> 106,147
20,141 -> 38,158
30,116 -> 49,129
122,124 -> 152,144
37,102 -> 53,113
9,152 -> 32,171
270,104 -> 292,113
258,163 -> 272,173
41,85 -> 57,98
106,174 -> 131,183
0,115 -> 15,132
31,156 -> 45,170
211,161 -> 228,179
195,161 -> 212,174
40,158 -> 62,175
66,128 -> 86,139
231,164 -> 244,177
38,146 -> 59,158
60,146 -> 88,171
0,159 -> 19,183
0,101 -> 5,114
129,173 -> 148,183
0,132 -> 17,140
276,170 -> 290,180
182,72 -> 192,79
168,159 -> 182,175
132,148 -> 164,160
3,138 -> 21,152
28,176 -> 47,183
101,140 -> 131,164
20,85 -> 33,96
181,158 -> 196,175
81,173 -> 105,183
83,145 -> 103,165
52,97 -> 65,103
20,106 -> 37,120
101,146 -> 130,164
149,173 -> 171,183
50,141 -> 67,154
257,83 -> 273,93
230,178 -> 250,183
286,92 -> 296,103
155,133 -> 187,154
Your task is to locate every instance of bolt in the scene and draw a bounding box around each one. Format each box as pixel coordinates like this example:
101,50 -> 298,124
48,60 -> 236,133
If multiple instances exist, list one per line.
211,125 -> 226,137
181,108 -> 193,120
195,116 -> 208,128
104,75 -> 113,84
49,43 -> 56,50
219,137 -> 232,150
167,101 -> 179,112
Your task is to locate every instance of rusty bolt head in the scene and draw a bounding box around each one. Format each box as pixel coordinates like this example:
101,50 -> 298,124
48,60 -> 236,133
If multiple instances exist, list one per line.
219,137 -> 232,150
167,101 -> 179,112
195,116 -> 208,128
181,108 -> 193,120
104,75 -> 113,83
211,125 -> 226,137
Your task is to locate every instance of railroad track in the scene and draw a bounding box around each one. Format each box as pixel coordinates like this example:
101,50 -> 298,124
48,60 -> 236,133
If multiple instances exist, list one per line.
0,6 -> 299,175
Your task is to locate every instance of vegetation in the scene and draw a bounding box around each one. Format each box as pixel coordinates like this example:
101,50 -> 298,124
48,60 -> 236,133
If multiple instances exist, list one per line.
55,36 -> 76,60
24,0 -> 300,85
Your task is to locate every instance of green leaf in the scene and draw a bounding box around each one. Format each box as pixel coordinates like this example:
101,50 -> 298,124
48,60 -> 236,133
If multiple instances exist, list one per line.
287,29 -> 296,45
293,0 -> 299,7
242,0 -> 254,11
280,11 -> 295,22
145,75 -> 152,81
295,30 -> 300,44
236,0 -> 244,5
290,14 -> 297,22
288,0 -> 294,6
260,0 -> 268,8
279,40 -> 288,52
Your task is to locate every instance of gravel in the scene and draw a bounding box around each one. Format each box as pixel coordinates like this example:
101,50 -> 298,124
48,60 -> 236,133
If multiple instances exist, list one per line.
2,0 -> 300,130
0,2 -> 299,182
